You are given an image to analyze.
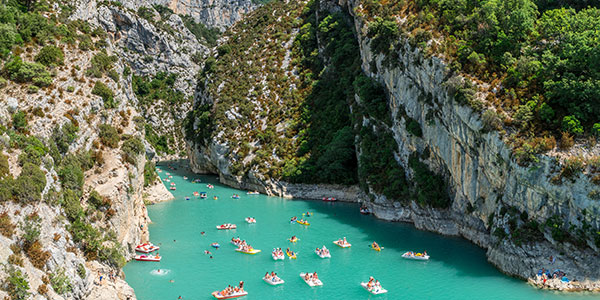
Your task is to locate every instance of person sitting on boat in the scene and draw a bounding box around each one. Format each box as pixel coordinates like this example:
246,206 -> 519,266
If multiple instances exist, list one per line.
313,272 -> 318,280
343,237 -> 347,244
265,272 -> 271,279
271,271 -> 276,278
424,250 -> 428,256
304,273 -> 310,281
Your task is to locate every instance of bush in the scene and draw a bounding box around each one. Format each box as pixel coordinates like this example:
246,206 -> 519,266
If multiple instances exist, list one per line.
50,268 -> 73,295
3,56 -> 52,86
52,122 -> 79,154
354,74 -> 390,123
98,124 -> 119,148
143,161 -> 157,187
0,212 -> 16,237
562,115 -> 583,135
406,117 -> 423,137
560,132 -> 574,149
367,17 -> 399,56
592,123 -> 600,137
13,163 -> 46,203
86,51 -> 117,78
121,135 -> 144,164
92,81 -> 116,108
0,152 -> 9,179
58,157 -> 84,193
21,215 -> 41,244
12,110 -> 27,132
5,267 -> 30,300
25,240 -> 50,269
35,45 -> 64,66
88,190 -> 110,210
482,109 -> 502,131
98,245 -> 126,268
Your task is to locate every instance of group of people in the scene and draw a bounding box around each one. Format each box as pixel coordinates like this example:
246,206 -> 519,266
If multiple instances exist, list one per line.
231,237 -> 244,247
286,248 -> 296,257
366,276 -> 383,291
217,281 -> 245,297
272,248 -> 284,257
264,271 -> 282,282
315,246 -> 330,256
336,237 -> 349,246
405,251 -> 427,257
303,272 -> 319,283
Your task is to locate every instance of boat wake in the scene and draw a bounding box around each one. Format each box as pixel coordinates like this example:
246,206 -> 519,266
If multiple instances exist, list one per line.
150,269 -> 171,276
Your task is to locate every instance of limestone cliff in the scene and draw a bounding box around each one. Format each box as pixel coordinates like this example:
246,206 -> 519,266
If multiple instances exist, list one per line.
186,0 -> 600,290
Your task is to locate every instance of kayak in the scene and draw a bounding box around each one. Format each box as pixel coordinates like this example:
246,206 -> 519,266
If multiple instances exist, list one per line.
361,282 -> 388,295
236,248 -> 261,254
401,252 -> 430,260
371,244 -> 383,251
134,255 -> 161,262
247,191 -> 259,195
245,217 -> 256,224
296,220 -> 310,226
315,250 -> 331,258
211,290 -> 248,299
263,276 -> 284,285
333,240 -> 351,248
299,273 -> 322,286
211,243 -> 220,249
216,224 -> 237,230
135,243 -> 159,253
288,237 -> 299,243
272,252 -> 284,260
286,250 -> 297,259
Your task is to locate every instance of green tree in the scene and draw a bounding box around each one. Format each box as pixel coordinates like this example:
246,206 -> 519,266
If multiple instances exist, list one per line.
35,45 -> 64,66
562,115 -> 583,135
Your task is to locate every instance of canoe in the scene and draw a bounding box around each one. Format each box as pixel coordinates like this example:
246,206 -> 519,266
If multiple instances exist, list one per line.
401,252 -> 430,260
315,250 -> 331,258
134,255 -> 161,262
272,252 -> 284,260
245,217 -> 256,224
333,240 -> 351,248
135,243 -> 159,253
299,273 -> 322,286
211,290 -> 248,299
361,282 -> 388,295
371,244 -> 383,251
263,276 -> 284,285
235,248 -> 261,254
296,220 -> 310,226
216,224 -> 237,230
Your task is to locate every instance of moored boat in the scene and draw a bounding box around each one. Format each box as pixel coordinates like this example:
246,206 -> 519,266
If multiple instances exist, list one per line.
170,186 -> 176,190
299,273 -> 322,286
360,206 -> 371,215
216,224 -> 237,230
322,197 -> 337,202
401,251 -> 429,260
135,254 -> 161,262
135,243 -> 160,253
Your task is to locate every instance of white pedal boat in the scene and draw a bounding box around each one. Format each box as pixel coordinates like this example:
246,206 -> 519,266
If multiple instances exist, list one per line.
272,252 -> 284,260
245,217 -> 256,224
401,251 -> 430,260
333,240 -> 351,248
300,273 -> 322,286
263,276 -> 284,285
361,282 -> 388,294
134,254 -> 161,262
211,290 -> 247,299
216,224 -> 237,230
315,249 -> 331,258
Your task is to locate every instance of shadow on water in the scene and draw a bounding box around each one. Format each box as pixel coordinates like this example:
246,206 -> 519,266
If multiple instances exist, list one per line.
299,199 -> 505,279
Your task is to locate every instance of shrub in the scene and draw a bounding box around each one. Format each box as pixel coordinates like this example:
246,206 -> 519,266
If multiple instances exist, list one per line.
121,135 -> 144,164
37,283 -> 48,295
5,267 -> 30,300
25,240 -> 50,269
0,152 -> 9,178
77,264 -> 86,279
21,215 -> 41,244
88,190 -> 110,210
562,115 -> 583,136
86,51 -> 117,78
143,161 -> 157,187
354,74 -> 390,123
367,17 -> 400,56
559,132 -> 574,149
52,121 -> 79,154
561,157 -> 584,179
406,117 -> 423,137
12,110 -> 27,132
98,124 -> 119,148
98,245 -> 126,268
13,163 -> 46,203
35,45 -> 64,66
3,56 -> 52,86
50,268 -> 73,295
539,103 -> 555,124
482,109 -> 502,131
0,212 -> 16,237
92,81 -> 116,108
592,123 -> 600,137
58,158 -> 84,193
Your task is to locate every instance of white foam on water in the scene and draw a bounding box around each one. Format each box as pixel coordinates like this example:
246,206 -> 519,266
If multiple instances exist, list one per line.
150,269 -> 170,276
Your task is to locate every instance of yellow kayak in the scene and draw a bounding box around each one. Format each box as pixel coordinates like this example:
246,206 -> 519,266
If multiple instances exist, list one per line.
235,248 -> 261,255
296,220 -> 310,226
286,250 -> 297,259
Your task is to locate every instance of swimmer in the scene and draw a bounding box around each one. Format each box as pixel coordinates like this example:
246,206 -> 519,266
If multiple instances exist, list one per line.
201,231 -> 205,235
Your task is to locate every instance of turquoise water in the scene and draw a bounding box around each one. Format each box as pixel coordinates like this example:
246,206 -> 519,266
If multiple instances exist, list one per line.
124,163 -> 597,300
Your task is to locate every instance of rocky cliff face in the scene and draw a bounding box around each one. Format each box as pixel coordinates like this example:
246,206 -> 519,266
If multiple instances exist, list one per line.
186,0 -> 600,289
